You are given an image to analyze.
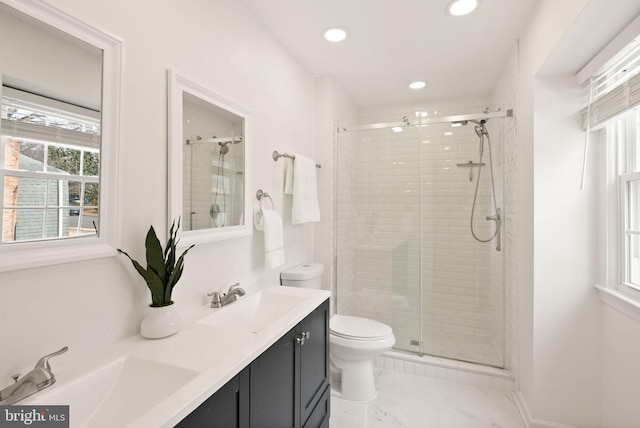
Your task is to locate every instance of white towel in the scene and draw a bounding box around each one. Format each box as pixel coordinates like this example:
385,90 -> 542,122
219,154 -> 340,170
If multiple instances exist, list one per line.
291,154 -> 320,224
284,158 -> 294,195
262,208 -> 285,268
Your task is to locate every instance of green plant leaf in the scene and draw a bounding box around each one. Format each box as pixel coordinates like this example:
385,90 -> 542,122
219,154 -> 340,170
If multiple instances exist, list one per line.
145,226 -> 166,284
118,249 -> 166,306
165,219 -> 179,280
165,244 -> 194,302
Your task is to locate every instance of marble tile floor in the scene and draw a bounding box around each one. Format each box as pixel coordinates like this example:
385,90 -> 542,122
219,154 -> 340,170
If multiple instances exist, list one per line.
329,369 -> 524,428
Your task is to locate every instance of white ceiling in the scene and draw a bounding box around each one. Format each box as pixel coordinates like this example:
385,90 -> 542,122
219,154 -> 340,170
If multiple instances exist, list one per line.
240,0 -> 539,108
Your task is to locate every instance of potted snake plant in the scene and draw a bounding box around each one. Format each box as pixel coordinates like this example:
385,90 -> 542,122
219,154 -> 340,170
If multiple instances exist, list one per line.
118,218 -> 194,338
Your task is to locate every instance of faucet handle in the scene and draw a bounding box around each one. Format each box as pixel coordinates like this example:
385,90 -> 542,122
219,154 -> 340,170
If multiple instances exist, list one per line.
34,346 -> 68,371
226,282 -> 241,293
207,291 -> 222,308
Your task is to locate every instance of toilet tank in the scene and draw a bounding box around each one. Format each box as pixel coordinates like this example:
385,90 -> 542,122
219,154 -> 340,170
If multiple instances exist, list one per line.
280,263 -> 324,289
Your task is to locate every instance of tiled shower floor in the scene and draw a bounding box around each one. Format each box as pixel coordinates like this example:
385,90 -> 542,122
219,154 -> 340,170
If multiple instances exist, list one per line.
329,369 -> 524,428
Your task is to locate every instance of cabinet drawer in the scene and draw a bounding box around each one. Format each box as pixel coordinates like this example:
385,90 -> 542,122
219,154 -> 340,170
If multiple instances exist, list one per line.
302,384 -> 330,428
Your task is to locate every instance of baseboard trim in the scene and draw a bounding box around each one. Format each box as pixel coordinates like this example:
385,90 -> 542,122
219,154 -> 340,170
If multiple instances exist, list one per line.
511,391 -> 578,428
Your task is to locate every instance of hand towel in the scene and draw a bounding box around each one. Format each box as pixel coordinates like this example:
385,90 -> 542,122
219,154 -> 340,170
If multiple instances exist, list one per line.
292,154 -> 320,224
262,208 -> 285,268
284,158 -> 294,195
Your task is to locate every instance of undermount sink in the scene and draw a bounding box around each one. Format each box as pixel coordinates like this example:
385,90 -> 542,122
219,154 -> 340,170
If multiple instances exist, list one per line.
21,355 -> 197,428
198,290 -> 306,331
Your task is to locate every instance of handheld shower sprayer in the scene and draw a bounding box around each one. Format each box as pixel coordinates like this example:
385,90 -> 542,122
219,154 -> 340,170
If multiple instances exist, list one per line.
472,120 -> 488,156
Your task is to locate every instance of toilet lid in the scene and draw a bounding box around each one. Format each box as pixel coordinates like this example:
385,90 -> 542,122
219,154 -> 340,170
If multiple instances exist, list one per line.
330,315 -> 392,340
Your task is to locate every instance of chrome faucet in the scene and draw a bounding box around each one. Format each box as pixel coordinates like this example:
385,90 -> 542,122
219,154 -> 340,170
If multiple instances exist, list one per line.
208,282 -> 245,308
0,346 -> 68,405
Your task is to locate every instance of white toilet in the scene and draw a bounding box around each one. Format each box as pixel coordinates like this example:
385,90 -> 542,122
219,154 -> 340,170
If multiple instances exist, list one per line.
281,263 -> 396,402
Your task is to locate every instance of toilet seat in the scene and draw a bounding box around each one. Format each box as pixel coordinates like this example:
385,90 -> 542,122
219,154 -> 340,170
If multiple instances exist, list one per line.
330,315 -> 392,340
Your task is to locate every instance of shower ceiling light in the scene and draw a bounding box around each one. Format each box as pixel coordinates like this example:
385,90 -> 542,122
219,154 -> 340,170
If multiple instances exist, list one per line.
409,81 -> 426,90
447,0 -> 478,16
324,28 -> 347,42
392,127 -> 403,133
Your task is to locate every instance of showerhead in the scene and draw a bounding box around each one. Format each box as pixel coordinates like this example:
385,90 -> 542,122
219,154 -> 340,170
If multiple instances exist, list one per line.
219,141 -> 230,155
218,136 -> 242,155
474,125 -> 484,138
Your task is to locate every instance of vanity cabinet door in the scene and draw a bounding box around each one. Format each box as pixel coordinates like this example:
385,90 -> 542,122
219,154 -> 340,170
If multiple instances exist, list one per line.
175,369 -> 249,428
249,298 -> 330,428
299,300 -> 330,426
249,327 -> 298,428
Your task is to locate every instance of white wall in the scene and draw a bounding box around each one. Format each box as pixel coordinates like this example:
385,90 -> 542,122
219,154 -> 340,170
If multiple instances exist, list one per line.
0,0 -> 317,380
601,306 -> 640,427
533,74 -> 602,426
518,0 -> 640,426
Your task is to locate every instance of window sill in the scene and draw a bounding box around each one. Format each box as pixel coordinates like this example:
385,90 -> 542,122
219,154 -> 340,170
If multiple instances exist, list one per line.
595,284 -> 640,323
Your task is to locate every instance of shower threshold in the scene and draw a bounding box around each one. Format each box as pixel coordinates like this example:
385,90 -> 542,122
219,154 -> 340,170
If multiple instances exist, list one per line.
401,331 -> 504,369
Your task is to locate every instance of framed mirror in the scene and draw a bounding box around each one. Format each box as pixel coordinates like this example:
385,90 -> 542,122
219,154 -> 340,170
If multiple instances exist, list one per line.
0,0 -> 122,271
168,70 -> 252,245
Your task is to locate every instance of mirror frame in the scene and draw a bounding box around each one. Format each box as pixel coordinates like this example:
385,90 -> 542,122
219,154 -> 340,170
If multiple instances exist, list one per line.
168,70 -> 252,245
0,0 -> 123,272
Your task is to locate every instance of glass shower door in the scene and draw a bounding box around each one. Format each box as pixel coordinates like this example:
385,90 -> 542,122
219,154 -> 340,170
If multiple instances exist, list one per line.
335,123 -> 422,354
335,115 -> 505,368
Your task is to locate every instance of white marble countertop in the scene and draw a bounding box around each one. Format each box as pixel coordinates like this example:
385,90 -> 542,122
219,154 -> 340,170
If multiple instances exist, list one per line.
24,285 -> 331,428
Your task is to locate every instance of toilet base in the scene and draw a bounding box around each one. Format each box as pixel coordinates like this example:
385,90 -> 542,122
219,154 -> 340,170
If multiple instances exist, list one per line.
332,358 -> 377,402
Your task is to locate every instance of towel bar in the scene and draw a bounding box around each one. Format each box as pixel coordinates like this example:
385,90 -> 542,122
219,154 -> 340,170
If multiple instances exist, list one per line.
272,150 -> 321,168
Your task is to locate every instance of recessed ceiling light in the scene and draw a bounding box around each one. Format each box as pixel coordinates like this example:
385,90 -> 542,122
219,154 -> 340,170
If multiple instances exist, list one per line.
324,28 -> 347,42
392,127 -> 404,133
409,81 -> 426,90
447,0 -> 478,16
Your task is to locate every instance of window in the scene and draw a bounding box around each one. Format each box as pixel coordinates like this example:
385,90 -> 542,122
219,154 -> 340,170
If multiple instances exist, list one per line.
614,108 -> 640,294
1,87 -> 101,243
586,31 -> 640,316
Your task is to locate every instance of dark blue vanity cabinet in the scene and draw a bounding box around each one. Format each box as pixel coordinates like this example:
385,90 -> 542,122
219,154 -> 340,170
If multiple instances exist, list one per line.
176,370 -> 250,427
177,299 -> 330,428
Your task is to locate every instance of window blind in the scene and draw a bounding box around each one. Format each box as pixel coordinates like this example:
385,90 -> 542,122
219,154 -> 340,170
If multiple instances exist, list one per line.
1,87 -> 100,149
582,36 -> 640,130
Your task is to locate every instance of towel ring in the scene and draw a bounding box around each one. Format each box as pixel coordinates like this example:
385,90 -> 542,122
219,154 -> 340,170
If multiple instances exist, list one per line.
256,189 -> 274,213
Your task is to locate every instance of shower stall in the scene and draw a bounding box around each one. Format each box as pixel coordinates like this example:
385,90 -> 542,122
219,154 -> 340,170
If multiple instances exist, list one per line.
335,107 -> 510,368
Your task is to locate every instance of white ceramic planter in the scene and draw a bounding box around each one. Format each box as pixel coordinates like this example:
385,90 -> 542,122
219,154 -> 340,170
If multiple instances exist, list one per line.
140,302 -> 181,339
